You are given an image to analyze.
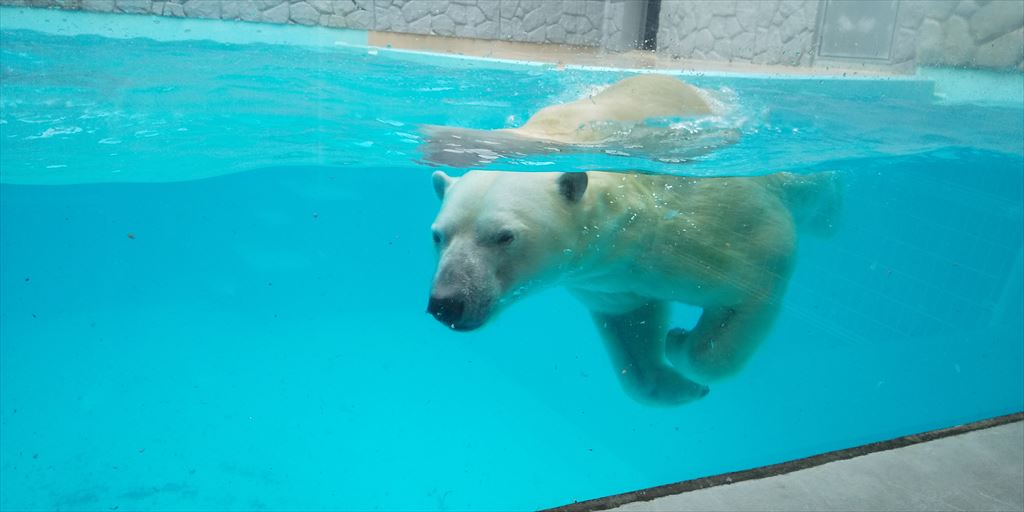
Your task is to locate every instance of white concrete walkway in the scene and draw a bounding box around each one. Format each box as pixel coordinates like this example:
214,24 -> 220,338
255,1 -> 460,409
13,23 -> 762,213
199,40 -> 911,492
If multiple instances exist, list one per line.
610,421 -> 1023,512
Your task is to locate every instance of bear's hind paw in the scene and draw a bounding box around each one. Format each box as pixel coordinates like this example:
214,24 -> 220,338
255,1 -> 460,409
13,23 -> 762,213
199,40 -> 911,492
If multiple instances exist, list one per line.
628,367 -> 709,406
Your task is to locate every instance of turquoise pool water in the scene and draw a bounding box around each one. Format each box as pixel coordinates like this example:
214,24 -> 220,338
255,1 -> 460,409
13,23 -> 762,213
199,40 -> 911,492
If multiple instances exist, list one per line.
2,8 -> 1023,512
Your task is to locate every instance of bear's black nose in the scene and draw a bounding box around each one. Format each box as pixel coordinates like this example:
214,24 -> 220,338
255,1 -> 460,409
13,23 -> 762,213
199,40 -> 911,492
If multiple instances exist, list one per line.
427,295 -> 465,327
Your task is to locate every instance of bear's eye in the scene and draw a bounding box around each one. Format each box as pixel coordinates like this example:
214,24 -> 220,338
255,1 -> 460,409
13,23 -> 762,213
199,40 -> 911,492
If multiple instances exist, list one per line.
493,230 -> 516,246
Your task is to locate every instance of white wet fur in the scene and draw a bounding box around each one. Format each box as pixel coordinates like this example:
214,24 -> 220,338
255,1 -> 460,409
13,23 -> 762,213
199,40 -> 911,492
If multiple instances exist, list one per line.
428,169 -> 841,406
419,74 -> 739,168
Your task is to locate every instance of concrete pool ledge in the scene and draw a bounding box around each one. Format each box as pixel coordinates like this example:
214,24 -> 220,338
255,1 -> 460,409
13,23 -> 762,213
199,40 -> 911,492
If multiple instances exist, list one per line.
365,30 -> 906,79
6,4 -> 1023,106
34,4 -> 1024,107
0,4 -> 931,80
1,5 -> 944,104
3,5 -> 924,83
367,34 -> 1023,106
546,412 -> 1024,512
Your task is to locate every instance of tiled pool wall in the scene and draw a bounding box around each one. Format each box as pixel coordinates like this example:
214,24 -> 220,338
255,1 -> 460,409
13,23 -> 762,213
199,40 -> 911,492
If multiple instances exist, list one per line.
2,0 -> 1023,73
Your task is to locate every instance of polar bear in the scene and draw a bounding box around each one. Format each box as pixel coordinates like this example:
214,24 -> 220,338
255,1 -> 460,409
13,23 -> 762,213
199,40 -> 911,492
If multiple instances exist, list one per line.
499,73 -> 712,144
427,169 -> 840,406
420,74 -> 735,167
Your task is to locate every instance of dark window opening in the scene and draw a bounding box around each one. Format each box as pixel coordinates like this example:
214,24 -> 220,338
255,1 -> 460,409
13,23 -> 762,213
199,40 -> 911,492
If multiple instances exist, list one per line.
641,0 -> 661,51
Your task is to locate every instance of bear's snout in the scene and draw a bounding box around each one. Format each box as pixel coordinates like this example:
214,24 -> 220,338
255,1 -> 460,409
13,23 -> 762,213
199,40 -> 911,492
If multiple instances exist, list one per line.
427,294 -> 470,330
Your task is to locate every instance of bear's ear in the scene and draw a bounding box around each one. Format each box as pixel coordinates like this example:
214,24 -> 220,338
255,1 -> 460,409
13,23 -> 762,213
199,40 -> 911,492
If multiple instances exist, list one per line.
557,172 -> 588,203
432,171 -> 455,200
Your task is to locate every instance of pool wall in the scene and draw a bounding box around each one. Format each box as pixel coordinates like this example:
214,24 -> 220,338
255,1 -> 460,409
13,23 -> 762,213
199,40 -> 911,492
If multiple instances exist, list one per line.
3,0 -> 1022,73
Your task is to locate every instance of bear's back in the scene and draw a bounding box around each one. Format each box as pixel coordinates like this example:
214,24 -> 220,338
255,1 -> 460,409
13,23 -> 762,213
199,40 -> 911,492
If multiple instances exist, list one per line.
580,172 -> 798,306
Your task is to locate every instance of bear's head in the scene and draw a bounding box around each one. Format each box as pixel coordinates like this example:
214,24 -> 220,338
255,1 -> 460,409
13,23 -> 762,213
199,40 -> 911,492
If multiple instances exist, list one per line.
427,170 -> 588,331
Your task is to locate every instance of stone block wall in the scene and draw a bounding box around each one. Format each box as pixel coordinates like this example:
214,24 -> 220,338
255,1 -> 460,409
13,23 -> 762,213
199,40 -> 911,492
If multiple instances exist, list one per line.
498,0 -> 605,46
897,0 -> 1024,69
1,0 -> 621,47
599,0 -> 649,52
656,0 -> 820,66
373,1 -> 495,38
3,0 -> 1022,70
654,0 -> 1023,71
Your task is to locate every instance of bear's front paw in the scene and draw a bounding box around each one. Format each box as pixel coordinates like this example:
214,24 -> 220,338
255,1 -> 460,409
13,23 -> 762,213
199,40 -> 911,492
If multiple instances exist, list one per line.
663,325 -> 688,362
666,327 -> 690,352
666,327 -> 703,380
